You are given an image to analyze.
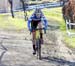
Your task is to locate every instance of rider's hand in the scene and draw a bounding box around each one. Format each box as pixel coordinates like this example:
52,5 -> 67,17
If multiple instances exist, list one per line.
43,28 -> 46,34
29,28 -> 32,32
29,29 -> 32,35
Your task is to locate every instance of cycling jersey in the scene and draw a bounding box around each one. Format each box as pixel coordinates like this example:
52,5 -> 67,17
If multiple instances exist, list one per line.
28,10 -> 48,32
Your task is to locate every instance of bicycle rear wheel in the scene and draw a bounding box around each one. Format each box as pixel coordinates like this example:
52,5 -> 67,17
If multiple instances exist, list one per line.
36,39 -> 41,60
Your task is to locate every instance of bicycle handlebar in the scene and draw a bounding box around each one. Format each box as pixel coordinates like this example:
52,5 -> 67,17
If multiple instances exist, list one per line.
30,28 -> 46,34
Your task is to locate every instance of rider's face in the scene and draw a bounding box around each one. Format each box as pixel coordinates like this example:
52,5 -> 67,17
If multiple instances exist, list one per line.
36,13 -> 41,18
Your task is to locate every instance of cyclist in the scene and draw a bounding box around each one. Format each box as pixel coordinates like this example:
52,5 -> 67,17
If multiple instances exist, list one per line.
28,9 -> 48,55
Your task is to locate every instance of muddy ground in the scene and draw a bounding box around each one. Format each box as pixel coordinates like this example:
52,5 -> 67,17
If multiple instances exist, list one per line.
0,23 -> 75,66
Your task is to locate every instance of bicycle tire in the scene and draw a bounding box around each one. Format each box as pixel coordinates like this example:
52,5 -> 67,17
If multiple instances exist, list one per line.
36,39 -> 41,60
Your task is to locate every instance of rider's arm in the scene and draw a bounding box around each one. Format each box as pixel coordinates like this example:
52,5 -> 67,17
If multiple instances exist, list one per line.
28,11 -> 37,31
28,15 -> 34,31
42,16 -> 48,30
40,11 -> 48,29
41,15 -> 48,34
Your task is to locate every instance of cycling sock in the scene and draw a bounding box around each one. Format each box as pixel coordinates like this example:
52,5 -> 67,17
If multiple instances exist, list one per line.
40,33 -> 43,39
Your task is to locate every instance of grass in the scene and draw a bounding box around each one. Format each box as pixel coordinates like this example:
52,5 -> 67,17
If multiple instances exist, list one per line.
0,10 -> 34,30
64,32 -> 75,48
42,7 -> 75,48
42,7 -> 66,30
65,38 -> 75,48
0,15 -> 26,30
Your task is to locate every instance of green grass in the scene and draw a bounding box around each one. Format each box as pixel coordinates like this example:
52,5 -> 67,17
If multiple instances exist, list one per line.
64,33 -> 75,48
65,38 -> 75,48
0,10 -> 34,30
42,8 -> 66,30
0,15 -> 26,30
42,8 -> 75,48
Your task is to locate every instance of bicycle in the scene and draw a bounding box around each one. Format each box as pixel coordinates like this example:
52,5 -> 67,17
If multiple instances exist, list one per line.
35,28 -> 46,60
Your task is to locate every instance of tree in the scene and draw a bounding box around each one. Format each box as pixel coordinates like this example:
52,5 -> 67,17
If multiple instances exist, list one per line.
8,0 -> 14,18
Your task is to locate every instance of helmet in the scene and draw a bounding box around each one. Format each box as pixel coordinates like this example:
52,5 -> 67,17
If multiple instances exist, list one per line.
35,8 -> 41,13
34,9 -> 41,18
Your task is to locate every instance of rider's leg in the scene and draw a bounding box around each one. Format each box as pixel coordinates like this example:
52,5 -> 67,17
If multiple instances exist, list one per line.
38,22 -> 43,44
32,31 -> 36,54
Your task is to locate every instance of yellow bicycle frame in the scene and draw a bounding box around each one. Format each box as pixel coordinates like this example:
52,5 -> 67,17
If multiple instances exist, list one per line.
36,30 -> 40,39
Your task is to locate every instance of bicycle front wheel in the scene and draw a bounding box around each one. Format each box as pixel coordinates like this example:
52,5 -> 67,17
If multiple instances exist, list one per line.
36,39 -> 41,60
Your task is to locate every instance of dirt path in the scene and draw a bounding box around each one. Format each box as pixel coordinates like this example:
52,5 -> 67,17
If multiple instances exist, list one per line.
0,28 -> 75,66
